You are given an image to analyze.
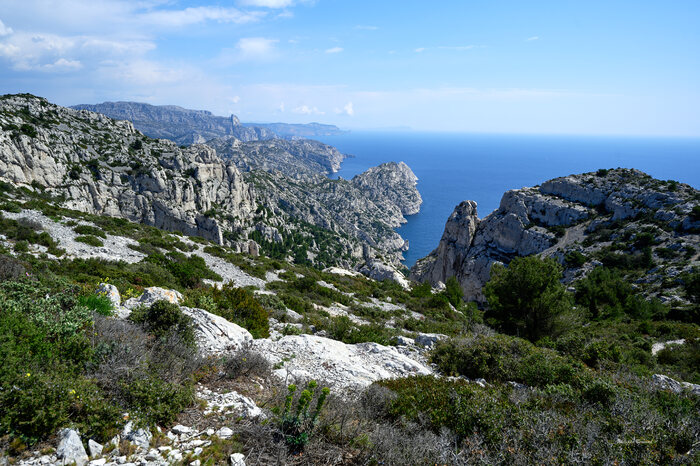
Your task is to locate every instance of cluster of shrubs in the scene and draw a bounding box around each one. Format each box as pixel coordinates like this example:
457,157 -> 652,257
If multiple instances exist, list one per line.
0,272 -> 201,444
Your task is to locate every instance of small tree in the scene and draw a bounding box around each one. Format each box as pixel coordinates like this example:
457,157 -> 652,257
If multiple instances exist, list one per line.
484,256 -> 570,342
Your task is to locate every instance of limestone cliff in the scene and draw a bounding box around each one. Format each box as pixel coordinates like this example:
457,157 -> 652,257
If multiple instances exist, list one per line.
411,169 -> 699,303
209,136 -> 347,177
71,101 -> 275,145
1,94 -> 255,243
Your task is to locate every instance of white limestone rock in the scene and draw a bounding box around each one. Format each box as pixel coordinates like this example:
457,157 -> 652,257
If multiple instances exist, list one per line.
56,429 -> 88,466
253,334 -> 432,389
180,306 -> 253,355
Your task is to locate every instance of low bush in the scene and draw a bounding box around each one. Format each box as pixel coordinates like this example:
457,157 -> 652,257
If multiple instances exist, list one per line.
72,224 -> 106,238
430,334 -> 589,388
75,234 -> 104,247
222,343 -> 271,379
275,381 -> 330,453
184,284 -> 269,338
129,300 -> 196,348
78,293 -> 113,316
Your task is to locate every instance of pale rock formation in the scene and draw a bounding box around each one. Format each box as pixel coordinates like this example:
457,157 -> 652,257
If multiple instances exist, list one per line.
180,306 -> 253,355
56,429 -> 88,466
253,334 -> 432,389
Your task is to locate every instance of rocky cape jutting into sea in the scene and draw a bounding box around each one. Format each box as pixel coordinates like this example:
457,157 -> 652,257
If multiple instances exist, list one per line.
411,168 -> 700,306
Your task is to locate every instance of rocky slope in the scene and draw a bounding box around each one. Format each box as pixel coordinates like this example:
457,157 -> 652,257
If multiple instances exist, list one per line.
0,94 -> 421,273
71,101 -> 276,145
208,136 -> 347,177
242,162 -> 421,266
0,94 -> 255,245
71,101 -> 346,144
412,169 -> 700,303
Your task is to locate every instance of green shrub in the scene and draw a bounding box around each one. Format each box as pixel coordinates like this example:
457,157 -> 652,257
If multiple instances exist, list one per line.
186,284 -> 269,338
146,252 -> 221,289
75,235 -> 104,247
73,224 -> 106,238
564,250 -> 587,268
430,334 -> 588,388
129,300 -> 196,348
78,293 -> 113,316
575,267 -> 665,320
484,256 -> 571,341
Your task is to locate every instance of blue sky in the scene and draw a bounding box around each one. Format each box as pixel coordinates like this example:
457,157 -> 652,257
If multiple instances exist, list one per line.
0,0 -> 699,135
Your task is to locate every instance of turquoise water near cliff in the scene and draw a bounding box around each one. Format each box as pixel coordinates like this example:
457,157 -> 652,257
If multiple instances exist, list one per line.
317,132 -> 700,267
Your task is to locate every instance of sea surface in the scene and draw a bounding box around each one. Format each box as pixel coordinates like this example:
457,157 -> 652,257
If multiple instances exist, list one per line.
316,132 -> 700,267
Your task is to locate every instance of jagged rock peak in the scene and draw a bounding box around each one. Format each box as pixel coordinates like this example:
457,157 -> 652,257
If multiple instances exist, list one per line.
411,168 -> 699,302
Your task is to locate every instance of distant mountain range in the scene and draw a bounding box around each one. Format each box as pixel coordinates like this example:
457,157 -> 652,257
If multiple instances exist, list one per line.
71,101 -> 346,145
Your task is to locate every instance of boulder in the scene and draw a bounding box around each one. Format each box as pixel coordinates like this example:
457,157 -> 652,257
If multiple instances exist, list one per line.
88,439 -> 103,458
56,429 -> 88,466
123,287 -> 183,309
652,374 -> 700,396
253,334 -> 432,389
215,427 -> 234,440
360,260 -> 410,290
229,453 -> 246,466
180,307 -> 253,355
96,283 -> 121,308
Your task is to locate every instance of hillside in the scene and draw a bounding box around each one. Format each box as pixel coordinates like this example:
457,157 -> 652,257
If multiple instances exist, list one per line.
412,168 -> 700,312
0,95 -> 698,465
71,102 -> 346,144
1,94 -> 419,271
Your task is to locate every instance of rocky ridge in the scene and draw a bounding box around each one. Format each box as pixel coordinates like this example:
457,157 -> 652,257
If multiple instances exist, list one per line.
71,101 -> 275,145
411,169 -> 700,303
208,136 -> 347,178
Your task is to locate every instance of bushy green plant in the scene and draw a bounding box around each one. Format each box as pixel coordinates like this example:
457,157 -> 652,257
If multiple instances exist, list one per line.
430,334 -> 589,388
186,284 -> 269,338
78,293 -> 113,316
75,234 -> 104,247
72,224 -> 106,238
484,256 -> 571,341
277,381 -> 330,453
575,266 -> 666,320
129,300 -> 196,347
146,252 -> 221,289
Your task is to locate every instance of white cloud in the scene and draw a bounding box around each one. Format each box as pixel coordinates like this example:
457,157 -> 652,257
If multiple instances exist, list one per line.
325,46 -> 343,54
278,102 -> 285,112
229,95 -> 241,104
41,58 -> 82,71
334,101 -> 354,116
414,47 -> 425,53
293,104 -> 324,115
144,7 -> 264,27
527,36 -> 539,41
235,37 -> 279,60
355,25 -> 378,30
0,31 -> 154,72
0,19 -> 13,36
238,0 -> 295,8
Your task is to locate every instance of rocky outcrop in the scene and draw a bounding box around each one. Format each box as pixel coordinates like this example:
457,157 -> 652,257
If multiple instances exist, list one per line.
253,334 -> 432,390
210,136 -> 347,177
71,101 -> 276,145
352,162 -> 422,216
244,161 -> 423,267
412,169 -> 699,302
56,429 -> 88,466
0,95 -> 255,244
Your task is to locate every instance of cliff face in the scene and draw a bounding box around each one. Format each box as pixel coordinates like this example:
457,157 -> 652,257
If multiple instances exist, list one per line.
209,136 -> 347,177
411,169 -> 700,302
243,161 -> 422,265
1,95 -> 255,243
71,101 -> 276,145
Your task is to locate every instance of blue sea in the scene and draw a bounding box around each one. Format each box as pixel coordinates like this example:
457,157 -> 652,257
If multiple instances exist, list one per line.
316,132 -> 700,267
